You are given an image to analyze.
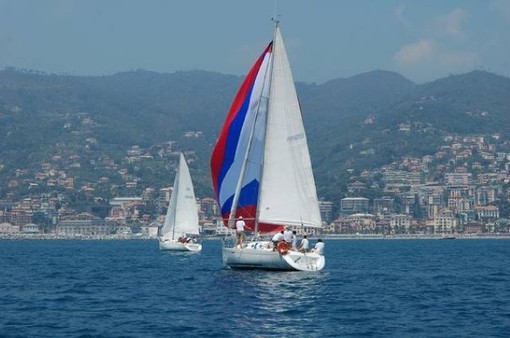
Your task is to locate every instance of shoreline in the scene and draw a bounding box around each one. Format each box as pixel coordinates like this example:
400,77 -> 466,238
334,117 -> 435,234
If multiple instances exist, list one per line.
322,233 -> 510,240
0,234 -> 155,241
1,233 -> 510,241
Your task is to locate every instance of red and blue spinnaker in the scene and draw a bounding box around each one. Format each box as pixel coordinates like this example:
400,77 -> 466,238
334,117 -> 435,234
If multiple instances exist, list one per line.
211,42 -> 282,233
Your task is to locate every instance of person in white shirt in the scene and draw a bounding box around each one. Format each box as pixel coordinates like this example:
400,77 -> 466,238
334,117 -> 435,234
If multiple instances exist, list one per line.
291,230 -> 298,250
313,238 -> 325,255
298,235 -> 309,252
235,216 -> 246,247
283,228 -> 293,244
272,230 -> 284,250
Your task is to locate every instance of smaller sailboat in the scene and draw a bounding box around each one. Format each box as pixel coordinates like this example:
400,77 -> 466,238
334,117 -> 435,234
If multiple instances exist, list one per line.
159,153 -> 202,252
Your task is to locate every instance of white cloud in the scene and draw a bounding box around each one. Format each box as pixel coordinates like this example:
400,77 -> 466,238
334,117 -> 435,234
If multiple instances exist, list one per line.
393,42 -> 478,83
391,7 -> 480,82
394,39 -> 435,65
435,8 -> 468,39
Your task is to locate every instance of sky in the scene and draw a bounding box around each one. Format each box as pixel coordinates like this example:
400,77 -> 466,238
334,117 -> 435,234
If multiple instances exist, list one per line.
0,0 -> 509,84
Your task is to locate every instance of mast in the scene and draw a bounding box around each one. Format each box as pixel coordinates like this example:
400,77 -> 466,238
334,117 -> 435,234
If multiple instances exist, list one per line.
227,26 -> 275,234
227,122 -> 255,229
254,19 -> 278,237
170,159 -> 180,241
227,92 -> 271,232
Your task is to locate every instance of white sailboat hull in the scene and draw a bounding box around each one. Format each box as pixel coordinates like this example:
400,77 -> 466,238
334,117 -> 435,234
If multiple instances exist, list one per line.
159,239 -> 202,252
222,241 -> 324,271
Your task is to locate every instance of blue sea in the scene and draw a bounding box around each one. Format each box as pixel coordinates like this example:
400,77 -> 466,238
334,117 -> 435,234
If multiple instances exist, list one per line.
1,239 -> 509,338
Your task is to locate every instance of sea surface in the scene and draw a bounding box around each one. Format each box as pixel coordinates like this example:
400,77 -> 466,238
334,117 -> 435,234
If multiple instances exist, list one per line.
1,239 -> 509,338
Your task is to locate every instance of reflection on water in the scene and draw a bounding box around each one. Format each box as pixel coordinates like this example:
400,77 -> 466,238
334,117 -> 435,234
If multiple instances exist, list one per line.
215,268 -> 331,336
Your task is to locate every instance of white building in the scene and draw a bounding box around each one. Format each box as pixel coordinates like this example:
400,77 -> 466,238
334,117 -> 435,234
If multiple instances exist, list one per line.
434,209 -> 457,234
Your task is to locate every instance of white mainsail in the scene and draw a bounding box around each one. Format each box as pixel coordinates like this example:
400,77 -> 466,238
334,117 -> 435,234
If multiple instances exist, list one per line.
257,26 -> 322,229
160,153 -> 200,240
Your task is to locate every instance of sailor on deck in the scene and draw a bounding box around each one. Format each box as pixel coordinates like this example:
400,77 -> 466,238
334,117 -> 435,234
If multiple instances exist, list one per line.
235,216 -> 246,248
313,238 -> 325,255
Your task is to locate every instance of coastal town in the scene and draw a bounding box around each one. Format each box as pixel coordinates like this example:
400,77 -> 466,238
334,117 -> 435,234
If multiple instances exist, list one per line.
1,125 -> 510,239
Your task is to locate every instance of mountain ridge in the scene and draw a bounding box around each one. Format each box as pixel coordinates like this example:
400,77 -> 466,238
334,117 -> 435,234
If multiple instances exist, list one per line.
1,67 -> 509,203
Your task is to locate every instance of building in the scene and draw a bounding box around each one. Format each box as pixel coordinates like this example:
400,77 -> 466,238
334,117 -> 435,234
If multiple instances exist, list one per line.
57,218 -> 110,236
445,172 -> 471,185
373,197 -> 395,216
390,214 -> 412,234
340,197 -> 369,215
319,200 -> 334,223
108,197 -> 145,221
0,222 -> 20,233
21,223 -> 40,233
474,205 -> 499,222
434,209 -> 457,234
346,213 -> 376,233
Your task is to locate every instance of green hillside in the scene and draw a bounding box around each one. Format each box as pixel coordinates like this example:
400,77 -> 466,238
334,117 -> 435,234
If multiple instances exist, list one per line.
1,67 -> 509,205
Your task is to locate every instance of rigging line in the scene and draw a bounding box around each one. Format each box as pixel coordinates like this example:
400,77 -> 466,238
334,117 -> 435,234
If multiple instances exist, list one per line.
271,0 -> 280,25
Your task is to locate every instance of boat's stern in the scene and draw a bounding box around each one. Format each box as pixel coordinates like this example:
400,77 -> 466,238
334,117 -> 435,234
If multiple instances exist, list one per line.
282,251 -> 325,271
184,242 -> 202,252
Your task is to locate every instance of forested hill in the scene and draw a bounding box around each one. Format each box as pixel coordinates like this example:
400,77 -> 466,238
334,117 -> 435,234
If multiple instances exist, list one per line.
1,67 -> 509,201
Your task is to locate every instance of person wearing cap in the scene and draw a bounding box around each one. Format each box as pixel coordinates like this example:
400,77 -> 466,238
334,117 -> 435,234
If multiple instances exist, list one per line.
235,216 -> 246,248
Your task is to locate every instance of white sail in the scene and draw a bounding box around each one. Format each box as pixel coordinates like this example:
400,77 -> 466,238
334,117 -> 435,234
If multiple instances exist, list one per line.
258,26 -> 322,228
160,153 -> 200,240
212,23 -> 324,271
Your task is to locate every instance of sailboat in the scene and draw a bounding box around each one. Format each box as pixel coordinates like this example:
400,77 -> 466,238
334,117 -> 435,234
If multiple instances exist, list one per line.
210,22 -> 325,271
159,153 -> 202,252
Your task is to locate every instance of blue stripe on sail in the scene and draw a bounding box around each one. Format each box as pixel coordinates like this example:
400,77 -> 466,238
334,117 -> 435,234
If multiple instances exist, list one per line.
218,83 -> 255,192
220,179 -> 259,215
